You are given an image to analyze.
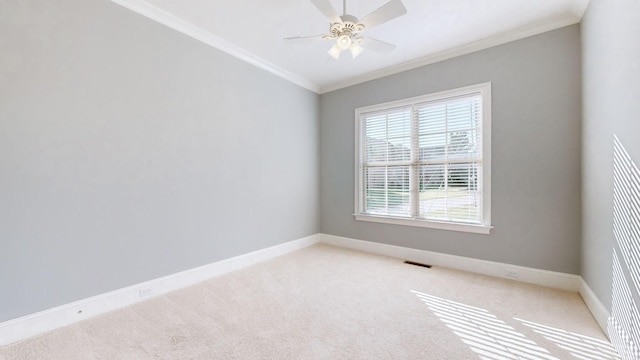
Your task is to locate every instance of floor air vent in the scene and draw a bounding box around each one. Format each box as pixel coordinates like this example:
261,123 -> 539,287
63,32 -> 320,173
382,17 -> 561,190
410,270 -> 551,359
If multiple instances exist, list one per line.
404,260 -> 432,268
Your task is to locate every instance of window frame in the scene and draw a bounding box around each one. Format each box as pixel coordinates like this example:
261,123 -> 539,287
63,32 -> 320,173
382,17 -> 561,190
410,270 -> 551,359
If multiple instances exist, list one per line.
353,82 -> 492,234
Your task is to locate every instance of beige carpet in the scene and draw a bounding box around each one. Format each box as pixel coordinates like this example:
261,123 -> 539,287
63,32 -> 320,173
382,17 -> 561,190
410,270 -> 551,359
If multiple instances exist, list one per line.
0,244 -> 620,359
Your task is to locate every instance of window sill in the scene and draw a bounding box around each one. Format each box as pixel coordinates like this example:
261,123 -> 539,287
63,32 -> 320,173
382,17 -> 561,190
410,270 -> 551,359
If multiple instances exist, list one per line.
353,214 -> 493,234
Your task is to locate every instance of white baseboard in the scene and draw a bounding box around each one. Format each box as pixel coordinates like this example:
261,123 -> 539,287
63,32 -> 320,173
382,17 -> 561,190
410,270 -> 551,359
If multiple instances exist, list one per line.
318,233 -> 581,291
319,234 -> 617,335
1,233 -> 610,347
578,277 -> 611,335
0,234 -> 320,347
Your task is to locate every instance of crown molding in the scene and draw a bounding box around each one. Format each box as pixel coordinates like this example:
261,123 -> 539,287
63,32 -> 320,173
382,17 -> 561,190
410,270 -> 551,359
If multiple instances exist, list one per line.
108,0 -> 584,96
108,0 -> 321,93
318,14 -> 582,94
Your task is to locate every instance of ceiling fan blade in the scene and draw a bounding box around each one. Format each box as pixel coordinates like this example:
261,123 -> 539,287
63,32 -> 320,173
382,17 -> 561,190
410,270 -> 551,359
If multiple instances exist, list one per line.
360,37 -> 396,53
310,0 -> 342,24
359,0 -> 407,30
283,35 -> 328,43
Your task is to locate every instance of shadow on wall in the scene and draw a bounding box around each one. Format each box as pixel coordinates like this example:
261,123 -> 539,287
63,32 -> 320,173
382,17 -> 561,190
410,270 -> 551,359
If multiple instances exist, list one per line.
609,135 -> 640,360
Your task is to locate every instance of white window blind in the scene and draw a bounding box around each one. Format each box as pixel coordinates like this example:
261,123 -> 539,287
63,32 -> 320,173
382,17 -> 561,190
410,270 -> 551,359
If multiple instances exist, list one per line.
355,83 -> 491,233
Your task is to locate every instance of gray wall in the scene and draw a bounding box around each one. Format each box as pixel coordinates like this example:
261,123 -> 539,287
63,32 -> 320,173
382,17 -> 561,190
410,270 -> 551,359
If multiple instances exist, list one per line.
320,26 -> 582,274
5,0 -> 625,326
0,0 -> 319,321
581,0 -> 640,311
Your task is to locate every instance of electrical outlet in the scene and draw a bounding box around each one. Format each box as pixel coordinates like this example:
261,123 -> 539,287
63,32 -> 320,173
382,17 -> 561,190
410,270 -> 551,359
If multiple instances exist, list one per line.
139,286 -> 154,298
505,269 -> 520,279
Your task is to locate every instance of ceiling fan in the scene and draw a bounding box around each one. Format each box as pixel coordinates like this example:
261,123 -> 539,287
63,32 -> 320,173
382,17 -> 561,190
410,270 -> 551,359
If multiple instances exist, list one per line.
285,0 -> 407,60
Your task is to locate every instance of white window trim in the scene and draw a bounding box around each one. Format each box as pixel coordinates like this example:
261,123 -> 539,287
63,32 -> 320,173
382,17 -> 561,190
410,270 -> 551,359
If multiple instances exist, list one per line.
353,82 -> 492,234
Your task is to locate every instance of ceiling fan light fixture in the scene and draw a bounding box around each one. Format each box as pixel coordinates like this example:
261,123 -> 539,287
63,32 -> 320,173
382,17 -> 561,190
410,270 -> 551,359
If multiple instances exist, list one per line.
328,43 -> 341,59
349,43 -> 363,58
337,34 -> 352,50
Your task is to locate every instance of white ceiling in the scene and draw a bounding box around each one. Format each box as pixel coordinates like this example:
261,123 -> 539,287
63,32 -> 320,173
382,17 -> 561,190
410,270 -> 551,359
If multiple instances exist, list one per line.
111,0 -> 589,93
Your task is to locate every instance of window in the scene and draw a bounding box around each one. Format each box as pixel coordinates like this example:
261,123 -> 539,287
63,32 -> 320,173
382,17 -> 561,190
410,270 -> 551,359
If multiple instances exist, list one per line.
354,83 -> 492,234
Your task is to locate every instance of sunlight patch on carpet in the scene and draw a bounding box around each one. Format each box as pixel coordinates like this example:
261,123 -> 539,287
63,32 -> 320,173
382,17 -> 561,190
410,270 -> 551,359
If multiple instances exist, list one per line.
411,290 -> 558,360
515,317 -> 619,360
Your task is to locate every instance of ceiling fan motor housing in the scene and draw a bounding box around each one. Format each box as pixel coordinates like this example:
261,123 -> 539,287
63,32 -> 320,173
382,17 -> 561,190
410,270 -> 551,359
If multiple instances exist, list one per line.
330,15 -> 365,39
